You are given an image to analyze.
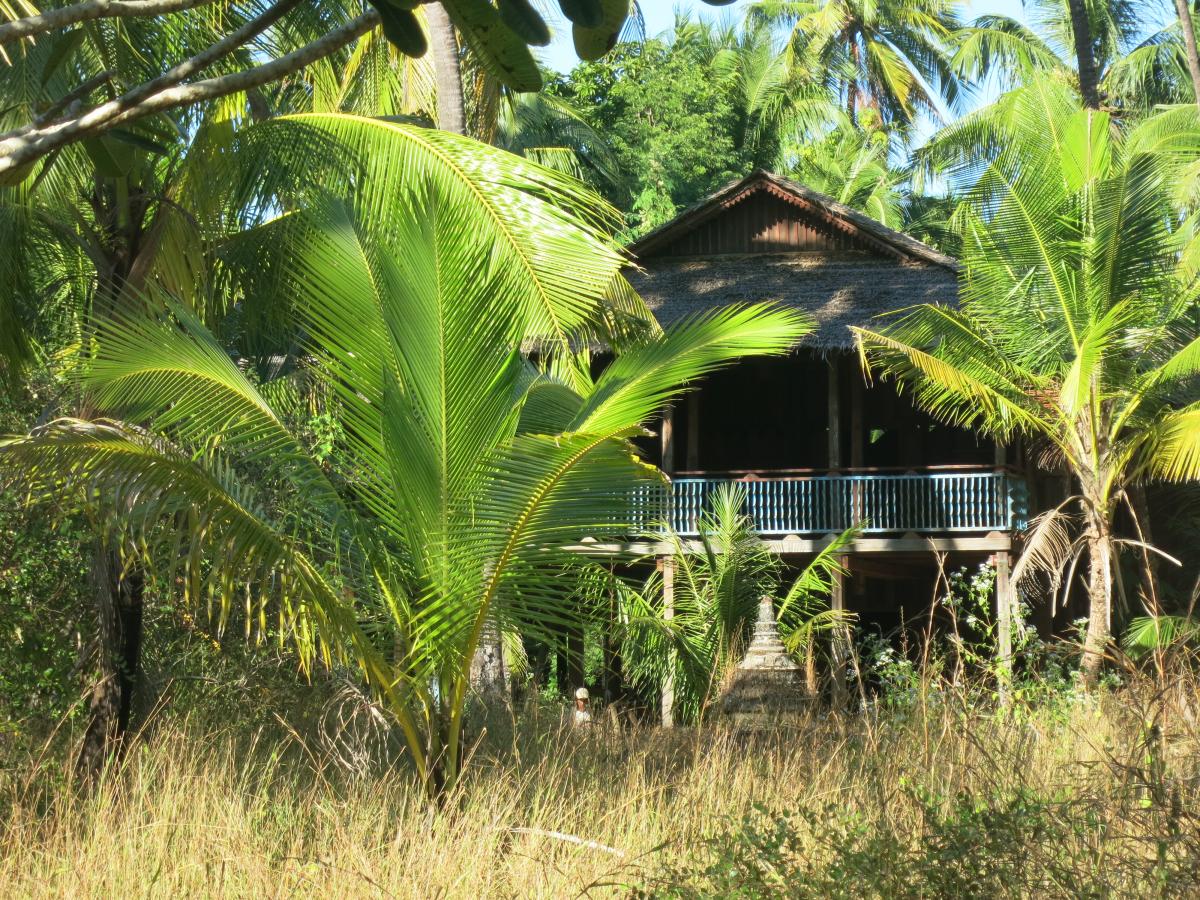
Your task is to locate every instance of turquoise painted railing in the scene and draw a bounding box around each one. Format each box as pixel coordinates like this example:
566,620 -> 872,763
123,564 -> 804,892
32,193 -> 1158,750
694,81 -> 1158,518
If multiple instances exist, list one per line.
628,469 -> 1027,537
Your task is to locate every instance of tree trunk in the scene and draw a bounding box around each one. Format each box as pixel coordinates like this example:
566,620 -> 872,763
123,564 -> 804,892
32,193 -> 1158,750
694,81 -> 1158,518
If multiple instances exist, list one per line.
566,624 -> 585,694
661,556 -> 675,727
426,3 -> 466,135
1080,509 -> 1113,685
79,260 -> 151,782
1129,483 -> 1160,613
1066,0 -> 1102,109
77,543 -> 144,781
1175,0 -> 1200,108
995,550 -> 1014,705
468,617 -> 509,701
846,32 -> 861,125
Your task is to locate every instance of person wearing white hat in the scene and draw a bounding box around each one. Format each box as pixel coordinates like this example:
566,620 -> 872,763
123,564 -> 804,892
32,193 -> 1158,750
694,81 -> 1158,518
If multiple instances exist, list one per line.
572,687 -> 592,727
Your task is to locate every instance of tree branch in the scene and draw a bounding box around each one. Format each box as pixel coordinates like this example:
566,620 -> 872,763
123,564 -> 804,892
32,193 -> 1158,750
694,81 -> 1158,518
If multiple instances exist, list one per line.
1,0 -> 302,145
0,9 -> 380,178
0,0 -> 218,46
35,70 -> 115,125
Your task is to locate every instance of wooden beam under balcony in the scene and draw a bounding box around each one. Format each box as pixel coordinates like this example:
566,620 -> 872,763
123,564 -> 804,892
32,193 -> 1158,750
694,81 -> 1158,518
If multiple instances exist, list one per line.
567,531 -> 1013,557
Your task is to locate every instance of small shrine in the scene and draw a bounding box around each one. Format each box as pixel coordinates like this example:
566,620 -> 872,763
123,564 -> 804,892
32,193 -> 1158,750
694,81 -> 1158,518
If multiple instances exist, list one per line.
718,597 -> 809,726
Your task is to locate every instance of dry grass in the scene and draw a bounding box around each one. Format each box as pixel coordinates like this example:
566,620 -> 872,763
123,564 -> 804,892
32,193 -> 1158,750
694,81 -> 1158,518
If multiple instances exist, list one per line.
3,677 -> 1200,898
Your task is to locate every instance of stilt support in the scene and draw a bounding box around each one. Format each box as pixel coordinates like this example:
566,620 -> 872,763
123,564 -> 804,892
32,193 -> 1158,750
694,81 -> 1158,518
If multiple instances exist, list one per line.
831,557 -> 850,710
660,556 -> 676,727
994,550 -> 1014,705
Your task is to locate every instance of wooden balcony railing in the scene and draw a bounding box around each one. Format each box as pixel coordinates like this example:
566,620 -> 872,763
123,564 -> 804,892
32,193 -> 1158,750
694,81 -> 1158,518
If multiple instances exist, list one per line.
627,468 -> 1028,537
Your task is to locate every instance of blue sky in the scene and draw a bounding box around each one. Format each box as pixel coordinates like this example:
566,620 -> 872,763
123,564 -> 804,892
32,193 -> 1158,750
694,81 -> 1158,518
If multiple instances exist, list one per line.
540,1 -> 1176,88
542,0 -> 1033,73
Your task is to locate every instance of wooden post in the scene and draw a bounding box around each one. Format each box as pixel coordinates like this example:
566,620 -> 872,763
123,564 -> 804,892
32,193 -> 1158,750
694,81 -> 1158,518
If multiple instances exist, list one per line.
661,407 -> 675,474
849,364 -> 864,527
849,369 -> 864,470
567,626 -> 585,697
660,556 -> 676,728
828,359 -> 853,706
831,558 -> 850,710
554,640 -> 568,697
826,357 -> 841,469
685,393 -> 700,471
994,550 -> 1013,706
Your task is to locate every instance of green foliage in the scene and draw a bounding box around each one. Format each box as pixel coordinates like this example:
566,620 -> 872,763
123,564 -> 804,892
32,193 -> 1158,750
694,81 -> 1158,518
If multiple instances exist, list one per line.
781,120 -> 907,229
0,375 -> 86,736
646,782 -> 1200,898
0,118 -> 808,796
617,484 -> 854,722
0,372 -> 323,747
552,14 -> 952,241
856,562 -> 1088,715
553,37 -> 758,235
949,0 -> 1182,110
752,0 -> 966,128
0,489 -> 90,736
858,80 -> 1200,677
1123,615 -> 1200,657
365,0 -> 736,94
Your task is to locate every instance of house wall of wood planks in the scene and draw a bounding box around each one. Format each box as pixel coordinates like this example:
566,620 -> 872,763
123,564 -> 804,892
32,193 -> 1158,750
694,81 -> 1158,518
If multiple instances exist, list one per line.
654,190 -> 887,257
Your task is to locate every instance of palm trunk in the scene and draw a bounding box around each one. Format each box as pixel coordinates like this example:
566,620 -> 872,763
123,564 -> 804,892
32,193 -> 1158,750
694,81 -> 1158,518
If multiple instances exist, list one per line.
1175,0 -> 1200,108
78,543 -> 144,781
846,33 -> 861,126
428,3 -> 507,710
1080,504 -> 1113,685
468,617 -> 509,700
79,252 -> 148,782
426,3 -> 466,135
1066,0 -> 1101,109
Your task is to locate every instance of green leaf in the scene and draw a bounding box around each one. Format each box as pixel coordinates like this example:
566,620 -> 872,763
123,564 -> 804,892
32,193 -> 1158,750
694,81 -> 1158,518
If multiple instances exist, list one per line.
558,0 -> 603,28
444,0 -> 542,92
369,2 -> 428,57
498,0 -> 550,47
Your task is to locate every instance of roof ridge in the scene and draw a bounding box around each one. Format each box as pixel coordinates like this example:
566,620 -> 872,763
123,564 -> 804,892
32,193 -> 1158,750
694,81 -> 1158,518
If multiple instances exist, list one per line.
627,170 -> 959,272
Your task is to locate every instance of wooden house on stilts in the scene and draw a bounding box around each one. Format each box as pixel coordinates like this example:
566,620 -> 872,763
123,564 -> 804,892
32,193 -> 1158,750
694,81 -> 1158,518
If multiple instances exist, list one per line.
571,171 -> 1037,707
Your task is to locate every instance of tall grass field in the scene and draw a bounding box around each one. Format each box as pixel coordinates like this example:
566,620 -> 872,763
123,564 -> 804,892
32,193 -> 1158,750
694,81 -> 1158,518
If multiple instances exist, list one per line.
3,672 -> 1200,898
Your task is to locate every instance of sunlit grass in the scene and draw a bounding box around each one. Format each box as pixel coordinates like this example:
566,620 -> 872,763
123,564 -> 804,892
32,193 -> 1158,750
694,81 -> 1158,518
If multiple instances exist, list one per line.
3,674 -> 1199,897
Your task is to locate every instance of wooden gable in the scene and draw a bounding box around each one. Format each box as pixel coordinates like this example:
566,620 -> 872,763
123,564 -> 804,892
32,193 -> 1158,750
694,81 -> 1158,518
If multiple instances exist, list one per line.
629,171 -> 953,266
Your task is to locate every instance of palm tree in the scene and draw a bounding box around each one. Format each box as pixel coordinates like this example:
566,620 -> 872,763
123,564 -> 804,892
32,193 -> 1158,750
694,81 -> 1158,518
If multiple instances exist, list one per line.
299,11 -> 437,121
426,3 -> 467,134
1065,0 -> 1102,108
619,484 -> 854,723
491,90 -> 624,192
1,115 -> 808,796
0,3 -> 645,756
951,0 -> 1176,111
672,14 -> 843,168
0,5 -> 334,773
855,79 -> 1200,682
1173,0 -> 1200,106
750,0 -> 965,128
781,121 -> 908,228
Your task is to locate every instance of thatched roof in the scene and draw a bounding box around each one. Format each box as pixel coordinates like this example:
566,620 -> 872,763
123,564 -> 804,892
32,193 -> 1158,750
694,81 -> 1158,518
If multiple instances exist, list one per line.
625,171 -> 958,351
627,253 -> 958,350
